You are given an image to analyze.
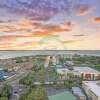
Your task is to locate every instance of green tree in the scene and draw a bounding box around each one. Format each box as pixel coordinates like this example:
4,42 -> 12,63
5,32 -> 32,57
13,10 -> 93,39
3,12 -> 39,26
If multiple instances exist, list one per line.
0,84 -> 12,100
0,97 -> 8,100
19,71 -> 35,86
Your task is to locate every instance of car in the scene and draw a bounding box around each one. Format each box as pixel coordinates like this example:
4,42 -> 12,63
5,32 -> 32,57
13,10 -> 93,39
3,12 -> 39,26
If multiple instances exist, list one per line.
14,91 -> 18,94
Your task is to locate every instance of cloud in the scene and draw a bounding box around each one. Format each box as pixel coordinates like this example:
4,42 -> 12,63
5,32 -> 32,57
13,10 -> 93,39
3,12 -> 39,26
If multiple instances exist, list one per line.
72,34 -> 86,37
0,0 -> 99,50
0,0 -> 70,21
92,17 -> 100,23
17,41 -> 39,48
0,18 -> 75,50
61,40 -> 83,44
30,21 -> 74,37
0,19 -> 42,33
0,18 -> 74,37
0,35 -> 40,50
0,35 -> 17,42
74,4 -> 94,16
0,35 -> 34,46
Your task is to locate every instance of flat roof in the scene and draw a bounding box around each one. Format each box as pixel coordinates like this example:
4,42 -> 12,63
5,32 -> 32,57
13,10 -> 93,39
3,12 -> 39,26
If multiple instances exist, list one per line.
72,87 -> 82,92
56,68 -> 69,74
56,67 -> 100,74
72,87 -> 85,96
83,81 -> 100,97
48,91 -> 76,100
74,67 -> 100,73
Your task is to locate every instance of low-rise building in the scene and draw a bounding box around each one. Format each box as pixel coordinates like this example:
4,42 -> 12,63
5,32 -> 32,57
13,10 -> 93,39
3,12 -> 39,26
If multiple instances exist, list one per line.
82,81 -> 100,100
65,61 -> 74,65
56,67 -> 100,80
0,70 -> 9,80
73,67 -> 100,80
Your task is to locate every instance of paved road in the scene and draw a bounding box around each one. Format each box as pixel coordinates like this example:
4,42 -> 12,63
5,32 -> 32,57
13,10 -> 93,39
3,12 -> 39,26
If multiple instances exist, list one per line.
33,81 -> 64,85
0,68 -> 31,100
9,69 -> 31,100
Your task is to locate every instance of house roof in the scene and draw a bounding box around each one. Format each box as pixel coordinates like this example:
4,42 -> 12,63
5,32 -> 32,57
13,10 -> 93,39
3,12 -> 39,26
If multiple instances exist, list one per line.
83,81 -> 100,97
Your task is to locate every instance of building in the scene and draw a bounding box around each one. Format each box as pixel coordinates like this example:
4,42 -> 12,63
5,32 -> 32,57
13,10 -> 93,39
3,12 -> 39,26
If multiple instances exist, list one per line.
56,67 -> 100,80
73,67 -> 100,80
65,61 -> 74,66
72,87 -> 86,100
82,81 -> 100,100
56,68 -> 69,75
56,67 -> 74,80
0,70 -> 8,80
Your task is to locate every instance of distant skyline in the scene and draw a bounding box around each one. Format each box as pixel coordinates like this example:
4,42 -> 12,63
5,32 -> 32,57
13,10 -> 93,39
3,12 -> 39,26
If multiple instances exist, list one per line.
0,0 -> 100,50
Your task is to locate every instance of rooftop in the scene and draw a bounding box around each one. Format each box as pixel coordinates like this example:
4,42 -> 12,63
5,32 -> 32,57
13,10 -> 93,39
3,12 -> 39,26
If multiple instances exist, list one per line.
72,87 -> 85,97
56,68 -> 69,74
56,67 -> 100,75
72,87 -> 82,92
83,81 -> 100,97
48,91 -> 76,100
74,67 -> 100,73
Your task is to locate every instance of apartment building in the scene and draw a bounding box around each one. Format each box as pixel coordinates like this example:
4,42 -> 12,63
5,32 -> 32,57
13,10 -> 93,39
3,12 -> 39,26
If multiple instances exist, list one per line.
82,81 -> 100,100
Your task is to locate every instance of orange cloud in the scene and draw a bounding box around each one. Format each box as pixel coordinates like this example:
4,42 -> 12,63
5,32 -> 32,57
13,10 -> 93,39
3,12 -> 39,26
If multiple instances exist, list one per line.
0,41 -> 39,50
0,19 -> 75,50
0,34 -> 41,50
0,35 -> 32,39
0,35 -> 17,42
18,41 -> 38,46
0,17 -> 74,35
92,17 -> 100,23
30,21 -> 74,37
0,19 -> 43,33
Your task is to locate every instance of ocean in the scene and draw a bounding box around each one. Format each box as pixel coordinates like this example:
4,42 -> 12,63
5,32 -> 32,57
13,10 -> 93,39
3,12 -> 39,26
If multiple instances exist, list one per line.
0,50 -> 100,59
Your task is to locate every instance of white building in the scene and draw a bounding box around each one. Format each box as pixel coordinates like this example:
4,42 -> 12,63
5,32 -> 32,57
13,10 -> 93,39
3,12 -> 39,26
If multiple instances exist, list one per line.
56,68 -> 72,80
73,67 -> 100,80
56,68 -> 69,75
56,67 -> 100,80
82,81 -> 100,100
65,61 -> 74,65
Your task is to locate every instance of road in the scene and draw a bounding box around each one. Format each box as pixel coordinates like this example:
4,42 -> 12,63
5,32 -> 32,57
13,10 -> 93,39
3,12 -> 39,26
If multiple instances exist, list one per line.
33,80 -> 66,85
0,68 -> 31,100
0,56 -> 58,100
9,69 -> 31,100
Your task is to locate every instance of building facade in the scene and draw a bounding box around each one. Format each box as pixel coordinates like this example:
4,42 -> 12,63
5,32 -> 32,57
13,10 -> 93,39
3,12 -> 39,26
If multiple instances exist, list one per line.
82,81 -> 100,100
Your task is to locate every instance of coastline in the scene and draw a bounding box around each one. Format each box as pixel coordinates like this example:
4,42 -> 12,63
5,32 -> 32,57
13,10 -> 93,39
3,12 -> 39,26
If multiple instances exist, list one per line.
0,50 -> 100,59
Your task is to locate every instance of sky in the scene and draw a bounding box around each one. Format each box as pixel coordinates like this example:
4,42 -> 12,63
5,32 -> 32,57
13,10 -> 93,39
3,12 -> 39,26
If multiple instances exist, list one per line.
0,0 -> 100,50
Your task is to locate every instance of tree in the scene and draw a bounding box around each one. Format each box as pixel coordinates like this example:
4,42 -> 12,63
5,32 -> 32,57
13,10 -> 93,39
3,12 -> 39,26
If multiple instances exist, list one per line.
67,72 -> 74,80
0,84 -> 12,100
19,86 -> 48,100
19,72 -> 35,86
0,97 -> 8,100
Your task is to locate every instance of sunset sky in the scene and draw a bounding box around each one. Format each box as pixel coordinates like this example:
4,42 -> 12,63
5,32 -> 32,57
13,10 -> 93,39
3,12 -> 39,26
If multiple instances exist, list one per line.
0,0 -> 100,50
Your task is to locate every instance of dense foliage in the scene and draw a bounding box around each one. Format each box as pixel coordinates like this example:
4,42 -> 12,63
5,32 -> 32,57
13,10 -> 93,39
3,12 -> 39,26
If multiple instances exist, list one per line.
0,84 -> 12,100
19,71 -> 35,86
